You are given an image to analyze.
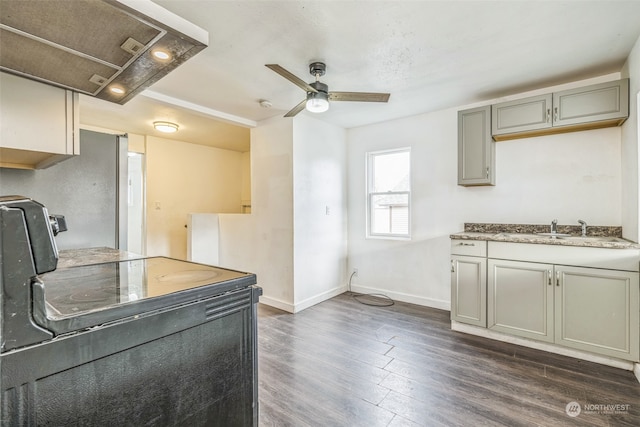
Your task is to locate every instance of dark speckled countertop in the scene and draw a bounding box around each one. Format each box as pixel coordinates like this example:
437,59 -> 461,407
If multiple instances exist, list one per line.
57,247 -> 145,269
451,223 -> 640,249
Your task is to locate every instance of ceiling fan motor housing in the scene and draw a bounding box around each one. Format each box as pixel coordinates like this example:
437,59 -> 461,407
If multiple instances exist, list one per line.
309,81 -> 328,94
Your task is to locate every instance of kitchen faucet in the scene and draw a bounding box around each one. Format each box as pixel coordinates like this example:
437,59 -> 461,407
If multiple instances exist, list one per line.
578,219 -> 587,237
551,219 -> 558,234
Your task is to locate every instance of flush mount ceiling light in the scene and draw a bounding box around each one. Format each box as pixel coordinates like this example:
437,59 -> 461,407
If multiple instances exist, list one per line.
153,121 -> 179,133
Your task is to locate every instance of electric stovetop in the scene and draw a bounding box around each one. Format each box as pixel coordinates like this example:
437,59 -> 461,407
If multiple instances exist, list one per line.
33,257 -> 257,335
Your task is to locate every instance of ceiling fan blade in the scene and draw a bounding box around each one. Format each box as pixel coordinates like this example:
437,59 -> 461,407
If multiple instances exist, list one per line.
329,92 -> 390,103
284,99 -> 307,117
266,64 -> 318,93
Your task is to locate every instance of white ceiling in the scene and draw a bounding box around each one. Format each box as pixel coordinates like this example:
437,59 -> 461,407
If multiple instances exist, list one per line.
80,0 -> 640,151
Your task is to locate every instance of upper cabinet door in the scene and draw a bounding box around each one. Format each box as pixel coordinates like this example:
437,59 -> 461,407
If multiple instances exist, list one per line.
553,79 -> 629,127
458,106 -> 495,186
491,94 -> 552,136
0,72 -> 79,169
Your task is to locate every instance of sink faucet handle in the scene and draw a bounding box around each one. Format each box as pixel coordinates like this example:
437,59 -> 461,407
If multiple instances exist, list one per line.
577,219 -> 587,237
551,219 -> 558,233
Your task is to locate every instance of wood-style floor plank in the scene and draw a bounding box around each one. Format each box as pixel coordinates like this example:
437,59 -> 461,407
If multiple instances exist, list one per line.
258,293 -> 640,426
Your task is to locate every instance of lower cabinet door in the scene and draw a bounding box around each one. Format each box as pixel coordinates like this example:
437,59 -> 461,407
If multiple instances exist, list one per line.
451,255 -> 486,327
555,266 -> 639,361
488,259 -> 554,342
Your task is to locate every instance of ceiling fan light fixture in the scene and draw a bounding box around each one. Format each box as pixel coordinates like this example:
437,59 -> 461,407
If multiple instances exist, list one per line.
306,91 -> 329,113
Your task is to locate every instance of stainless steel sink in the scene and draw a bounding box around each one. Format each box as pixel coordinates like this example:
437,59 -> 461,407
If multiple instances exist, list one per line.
535,232 -> 572,238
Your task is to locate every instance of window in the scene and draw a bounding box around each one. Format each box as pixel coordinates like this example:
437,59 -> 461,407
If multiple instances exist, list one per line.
366,148 -> 411,238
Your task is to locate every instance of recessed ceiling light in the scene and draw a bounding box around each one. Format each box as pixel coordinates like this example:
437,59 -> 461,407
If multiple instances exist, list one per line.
110,86 -> 125,95
153,121 -> 179,133
152,49 -> 172,61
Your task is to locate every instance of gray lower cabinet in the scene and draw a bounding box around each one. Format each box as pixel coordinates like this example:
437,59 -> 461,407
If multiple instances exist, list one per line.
556,266 -> 639,361
451,255 -> 487,327
488,259 -> 554,342
492,78 -> 629,141
488,259 -> 640,361
457,106 -> 495,186
451,240 -> 487,326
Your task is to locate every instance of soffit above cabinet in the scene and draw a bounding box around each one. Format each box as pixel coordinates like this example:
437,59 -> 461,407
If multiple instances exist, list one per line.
0,0 -> 208,104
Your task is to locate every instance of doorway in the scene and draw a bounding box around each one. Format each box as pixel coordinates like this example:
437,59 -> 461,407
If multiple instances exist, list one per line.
127,152 -> 145,255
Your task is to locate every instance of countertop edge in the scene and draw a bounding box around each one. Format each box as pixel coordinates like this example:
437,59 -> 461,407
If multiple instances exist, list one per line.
450,232 -> 640,250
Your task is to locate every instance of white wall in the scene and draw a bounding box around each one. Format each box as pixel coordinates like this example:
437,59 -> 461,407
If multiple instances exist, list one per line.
219,117 -> 295,310
217,115 -> 348,313
347,75 -> 624,309
292,115 -> 348,310
621,33 -> 640,242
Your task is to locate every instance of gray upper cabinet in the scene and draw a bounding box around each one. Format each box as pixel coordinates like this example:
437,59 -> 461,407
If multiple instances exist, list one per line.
0,72 -> 79,169
458,105 -> 495,186
491,78 -> 629,141
492,94 -> 552,137
553,79 -> 629,127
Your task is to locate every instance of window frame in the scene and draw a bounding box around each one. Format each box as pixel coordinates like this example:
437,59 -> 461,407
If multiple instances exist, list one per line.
366,147 -> 411,240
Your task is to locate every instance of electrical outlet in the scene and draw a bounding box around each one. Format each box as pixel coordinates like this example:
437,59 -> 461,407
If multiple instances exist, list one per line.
352,268 -> 358,277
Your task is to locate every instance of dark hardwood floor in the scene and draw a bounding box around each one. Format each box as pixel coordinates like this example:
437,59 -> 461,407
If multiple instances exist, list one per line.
257,292 -> 640,427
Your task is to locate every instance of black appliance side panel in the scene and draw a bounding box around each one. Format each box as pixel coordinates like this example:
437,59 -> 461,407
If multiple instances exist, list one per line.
1,287 -> 259,427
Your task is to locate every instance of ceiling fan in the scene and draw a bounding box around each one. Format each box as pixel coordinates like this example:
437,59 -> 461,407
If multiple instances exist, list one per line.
265,62 -> 390,117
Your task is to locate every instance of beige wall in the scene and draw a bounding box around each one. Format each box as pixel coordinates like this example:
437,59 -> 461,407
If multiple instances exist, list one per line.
241,151 -> 251,211
145,135 -> 246,259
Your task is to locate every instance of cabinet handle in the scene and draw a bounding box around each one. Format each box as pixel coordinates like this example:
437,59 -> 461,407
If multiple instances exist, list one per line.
486,167 -> 490,179
546,108 -> 551,123
554,107 -> 558,122
451,260 -> 455,273
556,271 -> 560,286
548,270 -> 552,286
457,242 -> 475,246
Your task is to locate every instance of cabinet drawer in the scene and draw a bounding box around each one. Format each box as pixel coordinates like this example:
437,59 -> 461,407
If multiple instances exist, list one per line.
451,240 -> 486,257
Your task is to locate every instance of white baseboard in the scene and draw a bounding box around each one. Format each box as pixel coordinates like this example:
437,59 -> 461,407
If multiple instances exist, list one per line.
259,284 -> 349,314
259,295 -> 295,313
452,321 -> 636,373
292,285 -> 348,313
350,283 -> 450,311
634,363 -> 640,383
